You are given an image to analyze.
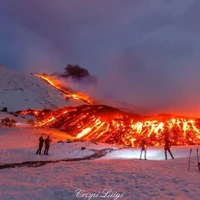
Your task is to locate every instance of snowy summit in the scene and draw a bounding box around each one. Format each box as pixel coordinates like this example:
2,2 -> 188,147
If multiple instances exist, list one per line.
0,67 -> 85,112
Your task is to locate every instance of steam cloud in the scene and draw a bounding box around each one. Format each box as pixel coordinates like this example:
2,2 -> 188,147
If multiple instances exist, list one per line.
1,0 -> 200,116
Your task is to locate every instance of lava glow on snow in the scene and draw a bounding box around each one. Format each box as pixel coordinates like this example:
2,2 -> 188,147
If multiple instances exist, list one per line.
24,73 -> 200,147
34,73 -> 93,105
18,105 -> 200,147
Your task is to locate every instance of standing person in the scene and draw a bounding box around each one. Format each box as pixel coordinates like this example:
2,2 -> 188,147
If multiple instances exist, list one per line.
44,135 -> 52,155
36,134 -> 44,154
140,139 -> 147,160
164,136 -> 174,159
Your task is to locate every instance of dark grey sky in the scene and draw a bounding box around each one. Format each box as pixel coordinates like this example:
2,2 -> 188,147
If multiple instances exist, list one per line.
1,0 -> 200,116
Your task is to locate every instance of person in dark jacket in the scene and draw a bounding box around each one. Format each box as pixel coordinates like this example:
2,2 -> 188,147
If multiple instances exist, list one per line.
164,136 -> 174,159
140,139 -> 147,160
36,135 -> 44,154
44,135 -> 52,155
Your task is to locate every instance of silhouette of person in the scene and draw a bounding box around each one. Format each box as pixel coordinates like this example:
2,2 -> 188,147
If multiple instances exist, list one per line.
164,136 -> 174,159
44,136 -> 52,155
36,135 -> 44,154
140,139 -> 147,160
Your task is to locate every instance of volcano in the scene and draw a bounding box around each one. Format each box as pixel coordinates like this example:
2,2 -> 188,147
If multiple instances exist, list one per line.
2,68 -> 200,147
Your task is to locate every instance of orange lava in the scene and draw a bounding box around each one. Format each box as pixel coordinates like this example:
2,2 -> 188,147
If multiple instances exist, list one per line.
20,105 -> 200,147
34,73 -> 94,105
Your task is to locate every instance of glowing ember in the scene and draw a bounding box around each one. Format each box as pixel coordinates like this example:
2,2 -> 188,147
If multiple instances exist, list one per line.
23,105 -> 200,147
34,73 -> 93,105
77,127 -> 92,138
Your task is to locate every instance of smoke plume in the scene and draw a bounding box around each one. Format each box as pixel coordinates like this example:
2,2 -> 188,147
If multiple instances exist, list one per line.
51,65 -> 98,96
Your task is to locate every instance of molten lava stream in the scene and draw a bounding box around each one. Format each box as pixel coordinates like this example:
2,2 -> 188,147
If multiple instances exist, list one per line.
34,74 -> 93,105
20,105 -> 200,147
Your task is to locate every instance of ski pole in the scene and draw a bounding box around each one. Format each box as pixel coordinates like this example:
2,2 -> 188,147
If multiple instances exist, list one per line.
188,148 -> 192,171
197,148 -> 200,172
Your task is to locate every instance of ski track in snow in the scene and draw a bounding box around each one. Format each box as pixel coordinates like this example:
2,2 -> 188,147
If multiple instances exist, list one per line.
0,126 -> 200,200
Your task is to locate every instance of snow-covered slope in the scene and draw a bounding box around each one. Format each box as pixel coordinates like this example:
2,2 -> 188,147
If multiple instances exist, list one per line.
0,67 -> 84,111
0,67 -> 148,115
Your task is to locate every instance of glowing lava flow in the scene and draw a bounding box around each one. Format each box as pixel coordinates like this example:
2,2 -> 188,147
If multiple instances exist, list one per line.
77,127 -> 92,138
34,74 -> 93,105
27,105 -> 200,147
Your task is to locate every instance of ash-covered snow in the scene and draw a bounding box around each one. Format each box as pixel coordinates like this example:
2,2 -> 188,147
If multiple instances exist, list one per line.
0,68 -> 84,112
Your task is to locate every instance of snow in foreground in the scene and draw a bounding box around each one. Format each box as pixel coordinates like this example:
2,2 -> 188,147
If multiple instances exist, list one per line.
0,126 -> 200,200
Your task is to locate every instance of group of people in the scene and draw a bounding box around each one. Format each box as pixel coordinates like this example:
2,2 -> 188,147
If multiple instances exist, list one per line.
36,133 -> 174,159
140,136 -> 174,160
36,135 -> 52,155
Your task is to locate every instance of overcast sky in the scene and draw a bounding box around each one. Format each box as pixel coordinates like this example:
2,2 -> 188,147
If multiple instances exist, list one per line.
1,0 -> 200,115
